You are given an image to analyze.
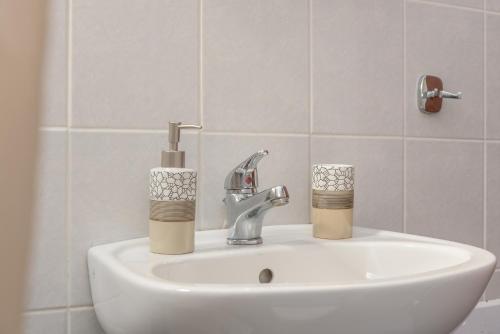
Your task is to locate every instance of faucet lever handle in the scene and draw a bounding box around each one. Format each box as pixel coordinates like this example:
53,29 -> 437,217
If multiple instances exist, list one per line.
224,149 -> 269,191
236,149 -> 268,171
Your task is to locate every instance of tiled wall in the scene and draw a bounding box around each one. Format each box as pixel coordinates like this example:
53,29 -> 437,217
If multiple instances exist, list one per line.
25,0 -> 500,333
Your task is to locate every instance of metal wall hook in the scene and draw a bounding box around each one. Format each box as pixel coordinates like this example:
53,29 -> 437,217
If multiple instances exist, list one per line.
417,75 -> 462,113
423,88 -> 462,99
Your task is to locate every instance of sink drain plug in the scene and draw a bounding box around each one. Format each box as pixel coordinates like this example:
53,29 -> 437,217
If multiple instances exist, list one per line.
259,268 -> 273,284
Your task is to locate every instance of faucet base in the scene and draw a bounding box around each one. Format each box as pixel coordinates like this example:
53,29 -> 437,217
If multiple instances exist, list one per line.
227,237 -> 263,246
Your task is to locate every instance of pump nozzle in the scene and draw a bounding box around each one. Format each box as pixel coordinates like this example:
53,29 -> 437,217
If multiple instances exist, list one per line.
168,122 -> 202,151
163,121 -> 203,168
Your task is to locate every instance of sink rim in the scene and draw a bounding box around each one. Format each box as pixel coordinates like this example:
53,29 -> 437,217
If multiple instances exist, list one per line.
88,224 -> 496,294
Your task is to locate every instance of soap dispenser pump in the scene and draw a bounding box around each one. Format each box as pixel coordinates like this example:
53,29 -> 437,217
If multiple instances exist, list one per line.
162,122 -> 202,168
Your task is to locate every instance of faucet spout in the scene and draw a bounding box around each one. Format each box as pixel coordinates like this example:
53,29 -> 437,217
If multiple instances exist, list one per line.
225,185 -> 289,245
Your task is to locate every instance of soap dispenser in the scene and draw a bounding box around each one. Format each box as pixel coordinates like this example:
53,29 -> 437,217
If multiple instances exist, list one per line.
149,121 -> 202,255
161,122 -> 202,168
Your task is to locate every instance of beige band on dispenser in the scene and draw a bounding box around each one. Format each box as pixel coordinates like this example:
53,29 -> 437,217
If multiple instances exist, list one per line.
149,220 -> 194,255
149,200 -> 195,222
312,190 -> 354,209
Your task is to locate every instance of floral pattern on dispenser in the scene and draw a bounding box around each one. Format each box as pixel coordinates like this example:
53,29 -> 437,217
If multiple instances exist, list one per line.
149,167 -> 197,201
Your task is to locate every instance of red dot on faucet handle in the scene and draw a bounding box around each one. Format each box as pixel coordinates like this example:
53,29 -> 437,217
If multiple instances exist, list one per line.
244,176 -> 253,184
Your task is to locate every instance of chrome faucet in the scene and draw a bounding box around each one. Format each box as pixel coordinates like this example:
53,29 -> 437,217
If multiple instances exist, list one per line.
223,150 -> 289,245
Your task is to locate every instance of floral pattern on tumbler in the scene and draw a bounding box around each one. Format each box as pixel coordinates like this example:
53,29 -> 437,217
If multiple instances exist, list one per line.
149,167 -> 197,201
312,165 -> 354,191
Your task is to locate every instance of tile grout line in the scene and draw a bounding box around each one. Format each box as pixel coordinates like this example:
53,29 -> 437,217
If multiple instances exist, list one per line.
409,0 -> 484,13
65,124 -> 72,334
404,136 -> 485,143
64,128 -> 310,135
308,0 -> 313,223
66,0 -> 73,331
67,0 -> 73,130
184,131 -> 311,137
198,0 -> 204,229
24,305 -> 95,316
66,128 -> 170,134
483,1 -> 488,254
40,126 -> 67,132
199,0 -> 204,129
38,125 -> 500,144
485,10 -> 500,16
38,126 -> 500,142
403,0 -> 407,234
410,0 -> 500,16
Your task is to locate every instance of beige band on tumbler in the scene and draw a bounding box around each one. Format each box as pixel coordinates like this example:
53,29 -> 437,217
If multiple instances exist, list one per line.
149,200 -> 195,222
312,190 -> 354,209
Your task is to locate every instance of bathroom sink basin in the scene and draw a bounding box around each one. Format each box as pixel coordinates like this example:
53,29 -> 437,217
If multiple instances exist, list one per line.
88,224 -> 496,334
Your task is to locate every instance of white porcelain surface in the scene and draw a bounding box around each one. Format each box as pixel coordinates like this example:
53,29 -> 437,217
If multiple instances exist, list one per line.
72,0 -> 199,128
203,0 -> 309,133
70,132 -> 198,305
26,132 -> 67,310
311,137 -> 403,232
89,224 -> 495,334
406,140 -> 483,246
406,2 -> 483,139
23,310 -> 66,334
312,0 -> 403,135
487,14 -> 500,139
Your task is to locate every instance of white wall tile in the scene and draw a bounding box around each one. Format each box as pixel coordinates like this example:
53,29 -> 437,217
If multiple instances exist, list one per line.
406,140 -> 483,246
312,0 -> 403,136
26,132 -> 67,310
406,3 -> 483,139
70,132 -> 198,305
486,0 -> 500,11
486,15 -> 500,139
72,0 -> 199,128
425,0 -> 483,9
486,143 -> 500,262
311,137 -> 404,231
486,271 -> 500,300
200,134 -> 309,230
23,310 -> 67,334
70,308 -> 104,334
40,0 -> 67,126
204,0 -> 309,133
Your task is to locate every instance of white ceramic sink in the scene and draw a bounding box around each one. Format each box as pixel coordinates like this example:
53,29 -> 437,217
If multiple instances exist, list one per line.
88,224 -> 496,334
